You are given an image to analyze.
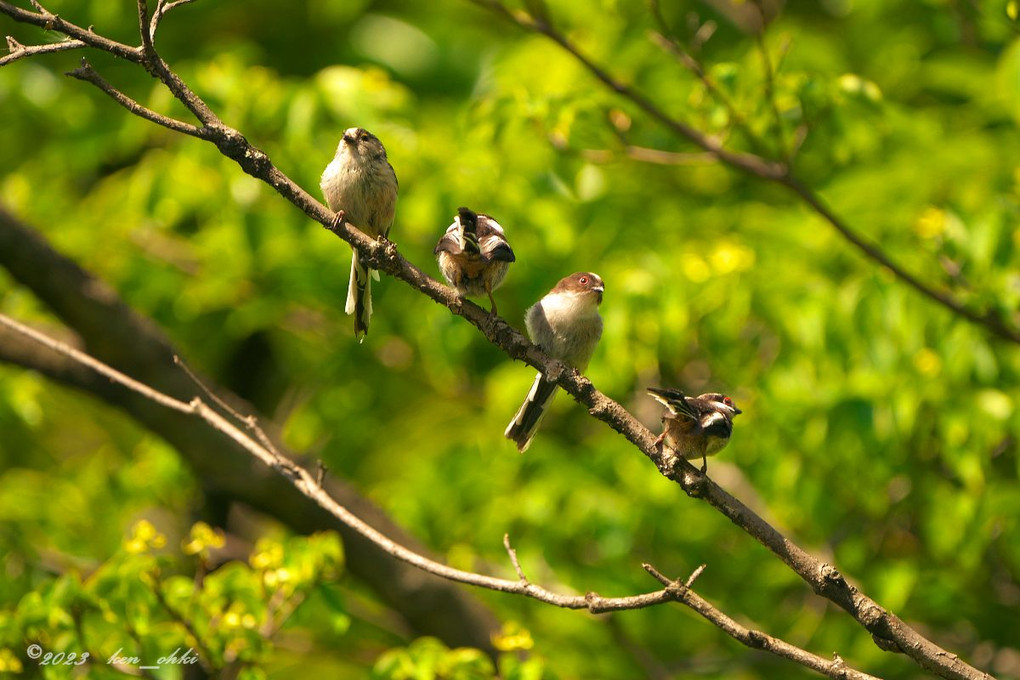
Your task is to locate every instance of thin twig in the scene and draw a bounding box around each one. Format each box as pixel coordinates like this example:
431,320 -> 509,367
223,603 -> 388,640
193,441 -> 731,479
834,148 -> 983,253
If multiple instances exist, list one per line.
173,354 -> 281,458
133,0 -> 219,125
0,1 -> 143,62
149,0 -> 195,42
642,562 -> 673,587
751,0 -> 789,161
0,35 -> 85,66
503,534 -> 527,582
67,58 -> 205,138
685,563 -> 706,588
173,355 -> 243,420
647,1 -> 771,158
137,0 -> 154,57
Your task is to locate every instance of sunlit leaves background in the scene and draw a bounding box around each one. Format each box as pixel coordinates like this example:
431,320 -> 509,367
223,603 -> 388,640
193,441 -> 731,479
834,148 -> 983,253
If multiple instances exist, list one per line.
1,0 -> 1018,677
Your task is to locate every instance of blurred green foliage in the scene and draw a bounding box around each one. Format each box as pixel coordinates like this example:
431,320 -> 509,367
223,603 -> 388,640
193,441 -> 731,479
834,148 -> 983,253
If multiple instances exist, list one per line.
0,519 -> 345,678
1,0 -> 1018,678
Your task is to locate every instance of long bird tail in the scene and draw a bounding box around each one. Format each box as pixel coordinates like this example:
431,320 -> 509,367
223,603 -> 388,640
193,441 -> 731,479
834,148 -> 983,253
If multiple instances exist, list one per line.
345,252 -> 373,341
504,373 -> 559,453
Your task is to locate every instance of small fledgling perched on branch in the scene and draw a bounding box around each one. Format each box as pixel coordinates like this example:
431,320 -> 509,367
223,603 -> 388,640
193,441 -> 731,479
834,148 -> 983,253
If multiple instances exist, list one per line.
320,127 -> 398,341
505,272 -> 605,452
646,387 -> 741,472
434,207 -> 516,315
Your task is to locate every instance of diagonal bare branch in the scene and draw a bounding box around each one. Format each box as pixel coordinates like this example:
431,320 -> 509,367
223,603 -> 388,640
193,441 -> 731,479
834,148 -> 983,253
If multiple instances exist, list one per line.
466,0 -> 787,180
0,310 -> 885,680
778,175 -> 1020,344
0,204 -> 502,652
643,564 -> 881,680
67,57 -> 206,137
0,311 -> 673,615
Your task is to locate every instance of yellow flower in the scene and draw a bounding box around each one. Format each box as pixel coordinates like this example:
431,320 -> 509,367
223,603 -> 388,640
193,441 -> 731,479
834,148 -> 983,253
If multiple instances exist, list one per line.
914,207 -> 946,239
491,621 -> 534,652
182,522 -> 226,556
125,519 -> 167,554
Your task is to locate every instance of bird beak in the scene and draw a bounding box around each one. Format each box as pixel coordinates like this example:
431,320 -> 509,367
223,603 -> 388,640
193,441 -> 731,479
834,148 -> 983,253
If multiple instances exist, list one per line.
342,131 -> 356,145
593,285 -> 604,303
733,406 -> 743,415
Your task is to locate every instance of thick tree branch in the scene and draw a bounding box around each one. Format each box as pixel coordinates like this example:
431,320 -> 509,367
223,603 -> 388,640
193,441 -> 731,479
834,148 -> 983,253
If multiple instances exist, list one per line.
0,311 -> 883,680
466,0 -> 1020,347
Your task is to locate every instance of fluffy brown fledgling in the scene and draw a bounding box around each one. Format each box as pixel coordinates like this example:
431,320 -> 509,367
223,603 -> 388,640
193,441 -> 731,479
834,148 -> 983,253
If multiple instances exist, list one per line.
320,127 -> 398,341
434,207 -> 515,315
505,272 -> 605,452
646,387 -> 741,472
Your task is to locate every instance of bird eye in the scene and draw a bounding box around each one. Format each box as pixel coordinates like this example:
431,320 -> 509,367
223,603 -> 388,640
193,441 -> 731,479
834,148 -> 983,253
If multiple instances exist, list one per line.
723,397 -> 733,406
578,276 -> 588,285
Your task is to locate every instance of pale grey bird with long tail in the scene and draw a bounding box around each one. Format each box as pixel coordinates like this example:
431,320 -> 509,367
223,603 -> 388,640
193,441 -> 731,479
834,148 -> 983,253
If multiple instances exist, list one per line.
505,272 -> 605,452
320,127 -> 398,341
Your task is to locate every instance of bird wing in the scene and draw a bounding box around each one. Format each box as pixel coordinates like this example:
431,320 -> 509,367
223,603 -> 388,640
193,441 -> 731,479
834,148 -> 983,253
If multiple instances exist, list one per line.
476,215 -> 515,263
699,410 -> 734,440
433,223 -> 464,256
646,387 -> 699,421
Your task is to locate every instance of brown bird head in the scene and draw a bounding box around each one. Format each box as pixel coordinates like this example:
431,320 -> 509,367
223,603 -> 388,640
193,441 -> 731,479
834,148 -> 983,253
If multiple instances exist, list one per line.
553,272 -> 605,305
